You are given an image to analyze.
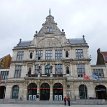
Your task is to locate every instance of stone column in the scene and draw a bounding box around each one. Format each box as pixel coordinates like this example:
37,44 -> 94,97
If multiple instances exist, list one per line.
52,64 -> 55,74
5,84 -> 12,99
42,49 -> 45,60
37,81 -> 40,101
32,64 -> 35,74
63,64 -> 65,75
63,82 -> 66,98
52,49 -> 55,59
50,84 -> 53,101
88,82 -> 95,98
23,83 -> 27,100
62,49 -> 65,59
42,64 -> 45,74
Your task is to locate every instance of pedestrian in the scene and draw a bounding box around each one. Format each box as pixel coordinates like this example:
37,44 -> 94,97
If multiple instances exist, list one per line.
67,96 -> 70,106
64,96 -> 67,105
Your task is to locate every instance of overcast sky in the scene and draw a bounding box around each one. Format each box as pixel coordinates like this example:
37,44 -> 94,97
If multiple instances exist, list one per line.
0,0 -> 107,64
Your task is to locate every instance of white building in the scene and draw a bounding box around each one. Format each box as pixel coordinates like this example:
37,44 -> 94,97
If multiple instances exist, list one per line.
0,11 -> 107,101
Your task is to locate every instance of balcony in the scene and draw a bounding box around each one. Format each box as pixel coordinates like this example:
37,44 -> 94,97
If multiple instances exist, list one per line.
53,74 -> 63,77
25,73 -> 65,78
26,74 -> 38,77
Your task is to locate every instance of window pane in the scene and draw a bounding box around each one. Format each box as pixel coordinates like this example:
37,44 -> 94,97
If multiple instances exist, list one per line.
93,69 -> 104,78
16,51 -> 24,61
77,64 -> 85,77
76,49 -> 83,59
0,71 -> 9,80
36,50 -> 43,60
55,49 -> 62,60
14,65 -> 22,78
45,64 -> 52,74
45,50 -> 52,60
55,64 -> 62,74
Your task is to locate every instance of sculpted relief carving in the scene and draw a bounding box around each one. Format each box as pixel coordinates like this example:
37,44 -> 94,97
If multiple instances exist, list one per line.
37,37 -> 62,48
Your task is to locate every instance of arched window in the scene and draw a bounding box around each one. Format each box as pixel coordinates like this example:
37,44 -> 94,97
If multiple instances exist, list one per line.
27,83 -> 37,100
30,52 -> 33,59
12,85 -> 19,99
53,83 -> 63,101
66,66 -> 69,74
95,85 -> 107,99
79,84 -> 87,99
66,51 -> 69,57
40,83 -> 50,100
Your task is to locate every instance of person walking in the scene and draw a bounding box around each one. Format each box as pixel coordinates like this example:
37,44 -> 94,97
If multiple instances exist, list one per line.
67,96 -> 71,106
64,96 -> 67,105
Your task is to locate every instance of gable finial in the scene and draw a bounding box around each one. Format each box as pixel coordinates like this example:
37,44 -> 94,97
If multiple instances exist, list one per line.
49,8 -> 51,15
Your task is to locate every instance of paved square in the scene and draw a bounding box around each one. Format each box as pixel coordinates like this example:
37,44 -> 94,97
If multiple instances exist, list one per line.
0,104 -> 107,107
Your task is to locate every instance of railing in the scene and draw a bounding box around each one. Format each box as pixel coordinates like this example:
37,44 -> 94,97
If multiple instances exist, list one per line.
26,74 -> 38,77
53,74 -> 63,77
26,73 -> 64,78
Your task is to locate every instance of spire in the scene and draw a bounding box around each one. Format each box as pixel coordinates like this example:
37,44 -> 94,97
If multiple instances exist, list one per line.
49,8 -> 51,15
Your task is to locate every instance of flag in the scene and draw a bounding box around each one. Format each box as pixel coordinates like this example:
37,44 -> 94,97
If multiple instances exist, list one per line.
83,73 -> 90,80
92,73 -> 99,80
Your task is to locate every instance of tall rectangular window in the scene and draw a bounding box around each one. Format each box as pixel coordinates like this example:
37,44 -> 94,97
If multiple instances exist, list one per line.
35,64 -> 41,74
0,71 -> 9,80
55,64 -> 62,74
16,51 -> 24,61
14,65 -> 22,78
77,64 -> 85,77
45,50 -> 52,60
55,49 -> 62,60
76,49 -> 83,59
93,69 -> 104,78
36,50 -> 43,60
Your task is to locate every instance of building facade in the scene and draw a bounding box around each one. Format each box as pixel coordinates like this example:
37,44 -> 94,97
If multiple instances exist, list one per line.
0,12 -> 107,101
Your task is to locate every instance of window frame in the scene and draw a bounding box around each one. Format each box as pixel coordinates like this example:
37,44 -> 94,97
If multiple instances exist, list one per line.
45,50 -> 52,60
16,51 -> 24,61
76,49 -> 83,59
14,65 -> 22,78
77,64 -> 85,77
55,49 -> 62,60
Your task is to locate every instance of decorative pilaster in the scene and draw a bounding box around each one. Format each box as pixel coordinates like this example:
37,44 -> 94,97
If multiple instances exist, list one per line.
50,83 -> 53,101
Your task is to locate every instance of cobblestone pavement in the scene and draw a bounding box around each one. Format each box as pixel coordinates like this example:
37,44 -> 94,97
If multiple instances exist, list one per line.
0,104 -> 107,107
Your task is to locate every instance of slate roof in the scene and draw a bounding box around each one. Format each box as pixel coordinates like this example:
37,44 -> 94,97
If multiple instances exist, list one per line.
15,41 -> 31,48
67,38 -> 88,46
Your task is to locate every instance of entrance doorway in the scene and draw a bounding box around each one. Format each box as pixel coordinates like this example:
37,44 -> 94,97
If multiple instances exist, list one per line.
95,85 -> 107,99
12,85 -> 19,99
40,83 -> 50,100
27,83 -> 37,100
0,86 -> 6,99
79,84 -> 87,99
53,83 -> 63,101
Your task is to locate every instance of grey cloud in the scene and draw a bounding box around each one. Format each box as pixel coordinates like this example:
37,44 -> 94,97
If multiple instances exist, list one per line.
0,0 -> 107,64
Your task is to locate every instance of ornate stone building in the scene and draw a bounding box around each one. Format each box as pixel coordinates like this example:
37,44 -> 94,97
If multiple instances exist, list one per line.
0,12 -> 107,101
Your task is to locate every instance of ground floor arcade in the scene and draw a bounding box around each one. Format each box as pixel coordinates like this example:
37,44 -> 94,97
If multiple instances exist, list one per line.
0,80 -> 107,100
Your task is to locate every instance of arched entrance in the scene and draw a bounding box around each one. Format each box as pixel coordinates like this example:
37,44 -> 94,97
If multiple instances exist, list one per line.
0,86 -> 6,99
95,85 -> 107,99
12,85 -> 19,99
40,83 -> 50,100
27,83 -> 37,100
79,84 -> 87,99
53,83 -> 63,101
